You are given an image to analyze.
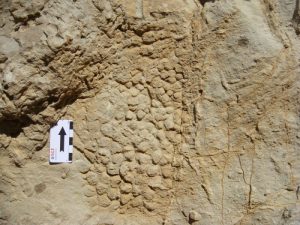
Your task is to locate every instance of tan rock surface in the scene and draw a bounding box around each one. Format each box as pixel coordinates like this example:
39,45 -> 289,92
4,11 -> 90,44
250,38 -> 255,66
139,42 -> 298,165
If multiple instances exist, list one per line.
0,0 -> 299,224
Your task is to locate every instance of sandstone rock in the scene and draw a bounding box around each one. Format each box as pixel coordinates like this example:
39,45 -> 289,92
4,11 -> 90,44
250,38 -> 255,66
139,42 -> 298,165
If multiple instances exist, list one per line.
161,165 -> 174,178
135,153 -> 152,165
107,163 -> 120,176
125,111 -> 136,120
110,175 -> 122,188
121,173 -> 135,184
0,36 -> 20,56
189,210 -> 201,221
143,200 -> 156,211
132,185 -> 142,197
148,176 -> 167,190
111,153 -> 124,165
0,0 -> 299,224
84,186 -> 96,197
130,196 -> 143,208
124,150 -> 135,162
136,141 -> 150,153
84,150 -> 96,163
0,53 -> 7,63
98,194 -> 111,208
164,117 -> 175,130
151,150 -> 162,165
109,200 -> 121,211
107,188 -> 120,201
75,160 -> 91,174
120,194 -> 133,205
120,183 -> 132,194
86,172 -> 98,186
136,110 -> 146,120
146,165 -> 161,177
96,182 -> 109,196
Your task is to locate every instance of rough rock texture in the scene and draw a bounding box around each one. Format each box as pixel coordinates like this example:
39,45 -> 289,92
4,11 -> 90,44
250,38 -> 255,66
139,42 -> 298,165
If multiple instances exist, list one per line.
0,0 -> 299,224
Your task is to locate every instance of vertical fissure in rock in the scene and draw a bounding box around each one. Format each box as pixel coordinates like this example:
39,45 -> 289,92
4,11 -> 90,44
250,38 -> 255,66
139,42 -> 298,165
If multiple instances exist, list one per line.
292,0 -> 300,34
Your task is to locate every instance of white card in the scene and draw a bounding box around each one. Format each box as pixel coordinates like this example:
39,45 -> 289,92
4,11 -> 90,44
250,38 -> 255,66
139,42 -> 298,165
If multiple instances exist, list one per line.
49,120 -> 73,163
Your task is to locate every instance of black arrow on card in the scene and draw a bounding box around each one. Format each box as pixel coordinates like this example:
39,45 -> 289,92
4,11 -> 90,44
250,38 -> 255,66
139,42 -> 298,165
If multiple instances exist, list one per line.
58,127 -> 66,152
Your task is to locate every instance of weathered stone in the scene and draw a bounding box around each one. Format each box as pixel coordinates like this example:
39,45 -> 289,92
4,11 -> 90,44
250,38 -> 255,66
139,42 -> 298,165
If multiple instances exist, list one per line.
125,111 -> 136,120
146,165 -> 161,177
136,141 -> 150,153
75,160 -> 91,174
97,148 -> 111,157
122,173 -> 135,184
96,183 -> 109,196
86,172 -> 98,186
98,194 -> 111,208
84,150 -> 96,163
132,185 -> 142,197
0,36 -> 20,56
84,186 -> 96,197
120,194 -> 133,205
0,53 -> 7,63
119,163 -> 129,177
164,117 -> 175,130
34,183 -> 46,194
114,73 -> 131,84
120,183 -> 132,194
136,110 -> 146,120
151,150 -> 162,165
161,165 -> 174,178
130,196 -> 143,208
0,1 -> 299,224
107,163 -> 120,176
110,175 -> 122,188
111,154 -> 124,165
124,150 -> 135,162
135,153 -> 152,165
189,210 -> 201,221
109,200 -> 120,211
129,87 -> 140,97
97,155 -> 110,165
111,142 -> 123,154
142,188 -> 155,201
143,201 -> 156,211
148,176 -> 167,190
107,188 -> 120,201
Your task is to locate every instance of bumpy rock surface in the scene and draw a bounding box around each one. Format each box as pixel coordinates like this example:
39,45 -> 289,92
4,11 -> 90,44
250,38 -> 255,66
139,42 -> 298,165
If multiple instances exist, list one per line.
0,0 -> 300,224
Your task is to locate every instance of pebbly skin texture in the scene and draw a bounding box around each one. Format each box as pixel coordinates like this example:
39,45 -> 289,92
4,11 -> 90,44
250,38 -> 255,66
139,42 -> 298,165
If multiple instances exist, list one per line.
0,0 -> 299,224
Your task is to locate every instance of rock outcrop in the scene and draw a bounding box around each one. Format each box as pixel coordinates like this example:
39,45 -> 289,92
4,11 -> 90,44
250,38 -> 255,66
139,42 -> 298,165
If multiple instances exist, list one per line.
0,0 -> 299,224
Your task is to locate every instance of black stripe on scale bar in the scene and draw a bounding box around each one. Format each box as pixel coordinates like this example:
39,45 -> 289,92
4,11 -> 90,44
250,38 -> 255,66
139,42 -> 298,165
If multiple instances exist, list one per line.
69,121 -> 73,130
68,153 -> 73,161
69,137 -> 73,145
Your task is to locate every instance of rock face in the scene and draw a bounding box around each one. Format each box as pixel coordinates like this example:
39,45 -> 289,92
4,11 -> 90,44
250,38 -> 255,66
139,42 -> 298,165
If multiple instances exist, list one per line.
0,0 -> 299,224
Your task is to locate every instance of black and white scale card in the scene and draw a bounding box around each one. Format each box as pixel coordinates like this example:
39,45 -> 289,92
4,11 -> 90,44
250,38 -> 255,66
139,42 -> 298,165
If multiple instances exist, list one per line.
49,120 -> 73,163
